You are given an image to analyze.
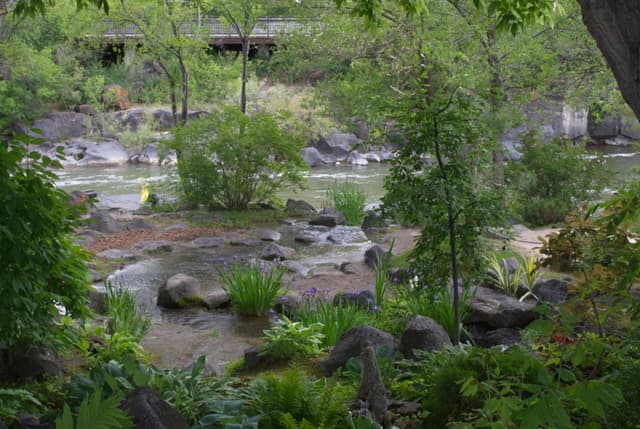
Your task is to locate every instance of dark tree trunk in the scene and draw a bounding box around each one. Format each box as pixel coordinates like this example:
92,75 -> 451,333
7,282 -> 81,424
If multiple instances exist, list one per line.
241,36 -> 250,114
578,0 -> 640,121
178,54 -> 189,124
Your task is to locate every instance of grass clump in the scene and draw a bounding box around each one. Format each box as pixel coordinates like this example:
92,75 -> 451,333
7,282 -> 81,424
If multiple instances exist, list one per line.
220,260 -> 286,316
324,180 -> 366,226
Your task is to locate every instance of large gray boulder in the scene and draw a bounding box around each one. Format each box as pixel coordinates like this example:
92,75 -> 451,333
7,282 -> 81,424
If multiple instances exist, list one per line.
157,274 -> 201,309
327,225 -> 368,244
203,289 -> 231,310
533,278 -> 570,305
468,325 -> 522,348
364,245 -> 387,269
399,316 -> 451,359
31,112 -> 89,141
286,199 -> 317,215
318,326 -> 395,376
321,133 -> 362,159
309,208 -> 346,227
466,286 -> 537,329
301,147 -> 326,167
260,243 -> 296,261
120,388 -> 190,429
77,140 -> 129,166
88,211 -> 122,233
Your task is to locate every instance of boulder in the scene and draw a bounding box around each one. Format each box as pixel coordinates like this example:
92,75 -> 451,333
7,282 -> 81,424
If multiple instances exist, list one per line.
361,212 -> 389,231
318,326 -> 395,376
74,104 -> 97,116
346,151 -> 369,166
320,133 -> 362,159
113,108 -> 148,132
88,211 -> 122,233
151,108 -> 176,129
533,278 -> 570,305
364,245 -> 387,269
256,229 -> 281,242
203,290 -> 231,310
466,286 -> 537,329
76,140 -> 129,166
120,387 -> 189,429
96,249 -> 137,261
191,237 -> 224,248
282,261 -> 312,278
309,208 -> 346,227
134,144 -> 161,165
285,199 -> 317,215
31,112 -> 88,141
126,218 -> 154,231
260,243 -> 296,261
399,316 -> 452,359
327,225 -> 368,244
3,353 -> 64,381
102,84 -> 131,111
157,274 -> 201,309
244,346 -> 274,371
332,290 -> 375,310
134,240 -> 173,254
301,147 -> 326,167
88,287 -> 107,314
468,325 -> 522,348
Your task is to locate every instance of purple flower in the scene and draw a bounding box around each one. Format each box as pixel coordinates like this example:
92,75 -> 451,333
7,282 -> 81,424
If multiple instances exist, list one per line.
268,308 -> 276,315
279,295 -> 288,303
304,287 -> 318,297
372,305 -> 380,312
392,277 -> 400,284
310,305 -> 317,313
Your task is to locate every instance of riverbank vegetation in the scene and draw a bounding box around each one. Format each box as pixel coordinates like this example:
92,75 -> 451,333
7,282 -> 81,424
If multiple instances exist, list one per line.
2,0 -> 640,428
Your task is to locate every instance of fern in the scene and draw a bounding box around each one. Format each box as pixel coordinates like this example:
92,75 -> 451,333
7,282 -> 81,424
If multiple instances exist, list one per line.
55,389 -> 132,429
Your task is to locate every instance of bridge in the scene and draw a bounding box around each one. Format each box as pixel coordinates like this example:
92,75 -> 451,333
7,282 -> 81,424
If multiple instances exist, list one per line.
103,17 -> 302,48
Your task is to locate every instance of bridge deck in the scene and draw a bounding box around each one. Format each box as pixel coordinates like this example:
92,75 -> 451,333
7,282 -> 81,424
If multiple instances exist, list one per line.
102,17 -> 301,45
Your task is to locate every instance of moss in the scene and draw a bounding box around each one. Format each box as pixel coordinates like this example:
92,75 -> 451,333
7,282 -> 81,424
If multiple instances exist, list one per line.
177,295 -> 204,308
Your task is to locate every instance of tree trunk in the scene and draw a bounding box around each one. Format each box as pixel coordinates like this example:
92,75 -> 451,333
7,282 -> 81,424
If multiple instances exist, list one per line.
178,54 -> 189,123
241,36 -> 250,114
578,0 -> 640,121
487,27 -> 504,187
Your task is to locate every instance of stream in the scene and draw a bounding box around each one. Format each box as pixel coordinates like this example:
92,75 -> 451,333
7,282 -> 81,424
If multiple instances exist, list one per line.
56,148 -> 639,372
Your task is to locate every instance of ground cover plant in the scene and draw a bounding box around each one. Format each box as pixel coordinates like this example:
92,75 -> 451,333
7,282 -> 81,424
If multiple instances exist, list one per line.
220,260 -> 286,316
324,180 -> 367,226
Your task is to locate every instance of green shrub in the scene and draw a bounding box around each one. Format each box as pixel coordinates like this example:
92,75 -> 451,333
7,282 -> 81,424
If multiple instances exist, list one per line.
293,289 -> 374,347
220,260 -> 286,316
250,368 -> 354,429
0,136 -> 91,354
104,282 -> 150,341
507,134 -> 607,226
0,389 -> 42,425
170,107 -> 307,209
484,254 -> 522,296
324,180 -> 367,226
262,315 -> 324,360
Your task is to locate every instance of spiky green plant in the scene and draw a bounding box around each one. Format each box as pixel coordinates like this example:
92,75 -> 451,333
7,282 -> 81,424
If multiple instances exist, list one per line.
220,260 -> 285,316
484,255 -> 523,296
516,253 -> 542,301
324,180 -> 367,226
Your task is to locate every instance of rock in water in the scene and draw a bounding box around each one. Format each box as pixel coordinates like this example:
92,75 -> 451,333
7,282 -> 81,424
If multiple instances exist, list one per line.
157,274 -> 201,309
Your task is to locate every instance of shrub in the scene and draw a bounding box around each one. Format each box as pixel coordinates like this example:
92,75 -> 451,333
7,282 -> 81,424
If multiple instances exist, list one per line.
324,180 -> 367,226
170,107 -> 307,209
0,136 -> 91,354
262,315 -> 324,360
484,254 -> 522,296
220,260 -> 286,316
104,282 -> 150,341
293,288 -> 374,347
507,134 -> 607,226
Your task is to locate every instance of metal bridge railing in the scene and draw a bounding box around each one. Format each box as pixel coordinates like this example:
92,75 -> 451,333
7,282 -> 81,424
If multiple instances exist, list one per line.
103,17 -> 302,39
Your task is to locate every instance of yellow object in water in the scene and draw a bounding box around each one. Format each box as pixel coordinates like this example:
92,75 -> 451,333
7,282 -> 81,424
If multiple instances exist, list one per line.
140,182 -> 150,203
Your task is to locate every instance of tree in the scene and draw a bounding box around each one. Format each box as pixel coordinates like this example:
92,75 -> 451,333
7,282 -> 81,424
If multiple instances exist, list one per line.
170,106 -> 307,209
108,0 -> 208,124
0,136 -> 91,359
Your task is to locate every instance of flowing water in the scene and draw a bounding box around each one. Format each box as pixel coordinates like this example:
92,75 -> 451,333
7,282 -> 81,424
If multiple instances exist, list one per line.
57,148 -> 639,370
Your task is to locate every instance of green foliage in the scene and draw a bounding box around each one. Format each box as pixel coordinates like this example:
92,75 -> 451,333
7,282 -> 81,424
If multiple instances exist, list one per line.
55,388 -> 131,429
293,289 -> 374,347
0,388 -> 43,424
262,315 -> 324,361
195,399 -> 262,429
507,135 -> 607,226
171,107 -> 306,209
324,180 -> 367,226
64,355 -> 226,424
104,282 -> 150,341
517,253 -> 543,301
250,368 -> 354,429
484,254 -> 523,296
220,260 -> 286,316
374,239 -> 394,307
395,278 -> 475,342
0,136 -> 91,352
393,344 -> 623,428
